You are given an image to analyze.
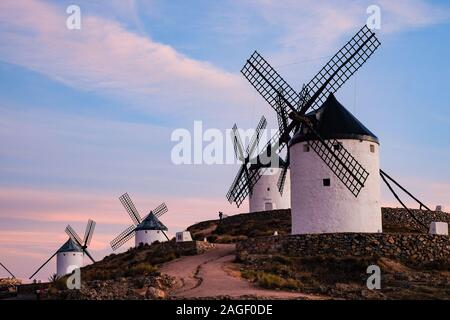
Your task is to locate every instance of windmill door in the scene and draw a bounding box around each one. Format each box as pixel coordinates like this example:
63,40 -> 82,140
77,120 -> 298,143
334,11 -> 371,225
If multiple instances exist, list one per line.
264,202 -> 273,211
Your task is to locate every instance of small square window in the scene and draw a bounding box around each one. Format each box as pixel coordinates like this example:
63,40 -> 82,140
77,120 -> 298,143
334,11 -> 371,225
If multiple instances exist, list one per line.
370,144 -> 375,153
323,178 -> 331,186
303,144 -> 310,152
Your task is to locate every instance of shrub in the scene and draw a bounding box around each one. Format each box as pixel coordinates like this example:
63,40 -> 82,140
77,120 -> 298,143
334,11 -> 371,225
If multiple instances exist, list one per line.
126,262 -> 157,276
256,272 -> 301,290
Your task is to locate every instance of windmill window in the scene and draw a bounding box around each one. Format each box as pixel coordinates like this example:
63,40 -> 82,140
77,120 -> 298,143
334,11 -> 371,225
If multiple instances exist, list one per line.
323,178 -> 331,187
145,231 -> 148,233
303,144 -> 310,152
267,187 -> 270,191
73,254 -> 76,256
333,142 -> 342,151
370,144 -> 375,153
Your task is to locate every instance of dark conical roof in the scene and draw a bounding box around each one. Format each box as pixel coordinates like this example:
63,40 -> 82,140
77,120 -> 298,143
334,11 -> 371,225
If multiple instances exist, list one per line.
135,213 -> 168,231
290,93 -> 378,145
57,238 -> 83,253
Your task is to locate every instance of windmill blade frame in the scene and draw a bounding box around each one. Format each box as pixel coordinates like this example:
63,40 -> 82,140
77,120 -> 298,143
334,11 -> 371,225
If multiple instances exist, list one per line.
83,219 -> 96,247
119,193 -> 142,225
277,150 -> 290,195
153,202 -> 168,218
65,225 -> 83,246
299,25 -> 380,114
110,225 -> 136,251
231,124 -> 246,161
242,51 -> 301,117
240,25 -> 380,196
246,116 -> 267,157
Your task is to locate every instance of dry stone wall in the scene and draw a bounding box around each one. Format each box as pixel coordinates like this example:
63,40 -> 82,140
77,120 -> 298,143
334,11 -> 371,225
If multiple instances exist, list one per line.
236,233 -> 450,266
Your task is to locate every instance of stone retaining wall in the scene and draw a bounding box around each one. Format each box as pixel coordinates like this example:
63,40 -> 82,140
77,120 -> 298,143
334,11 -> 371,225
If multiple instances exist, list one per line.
151,240 -> 214,256
382,208 -> 450,232
236,233 -> 450,266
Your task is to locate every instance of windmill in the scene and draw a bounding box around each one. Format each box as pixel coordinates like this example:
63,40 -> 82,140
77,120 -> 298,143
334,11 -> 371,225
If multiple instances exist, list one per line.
0,262 -> 15,278
226,115 -> 291,212
110,193 -> 169,251
241,25 -> 385,234
29,219 -> 96,279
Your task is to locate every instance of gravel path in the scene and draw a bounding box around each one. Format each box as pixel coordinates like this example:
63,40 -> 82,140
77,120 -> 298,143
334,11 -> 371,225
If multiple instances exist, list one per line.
160,243 -> 325,299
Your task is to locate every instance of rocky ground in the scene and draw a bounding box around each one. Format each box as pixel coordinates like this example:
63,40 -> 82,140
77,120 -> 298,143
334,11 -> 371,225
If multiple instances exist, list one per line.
237,254 -> 450,299
49,272 -> 175,300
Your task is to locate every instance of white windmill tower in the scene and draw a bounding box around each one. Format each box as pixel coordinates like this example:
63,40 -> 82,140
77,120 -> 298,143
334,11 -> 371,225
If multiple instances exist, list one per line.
227,116 -> 291,212
110,193 -> 169,251
241,26 -> 383,234
29,220 -> 96,279
289,94 -> 382,233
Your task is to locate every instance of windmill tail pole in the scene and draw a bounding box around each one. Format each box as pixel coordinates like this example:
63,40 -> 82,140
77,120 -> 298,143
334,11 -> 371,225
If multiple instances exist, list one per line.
29,252 -> 57,280
83,249 -> 96,264
161,230 -> 170,241
379,170 -> 428,231
380,169 -> 431,211
0,262 -> 15,278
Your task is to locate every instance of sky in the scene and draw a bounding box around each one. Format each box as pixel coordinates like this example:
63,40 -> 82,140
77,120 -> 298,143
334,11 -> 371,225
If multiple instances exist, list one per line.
0,0 -> 449,281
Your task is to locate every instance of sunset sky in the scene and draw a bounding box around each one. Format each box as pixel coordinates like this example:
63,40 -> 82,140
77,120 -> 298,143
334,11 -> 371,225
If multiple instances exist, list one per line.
0,0 -> 449,280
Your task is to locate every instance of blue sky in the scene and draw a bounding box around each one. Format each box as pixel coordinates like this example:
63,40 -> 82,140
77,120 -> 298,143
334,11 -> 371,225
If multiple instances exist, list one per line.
0,0 -> 449,280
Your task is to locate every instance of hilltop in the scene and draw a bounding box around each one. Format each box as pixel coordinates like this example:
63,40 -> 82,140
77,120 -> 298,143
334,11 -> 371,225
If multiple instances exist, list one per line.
188,207 -> 450,242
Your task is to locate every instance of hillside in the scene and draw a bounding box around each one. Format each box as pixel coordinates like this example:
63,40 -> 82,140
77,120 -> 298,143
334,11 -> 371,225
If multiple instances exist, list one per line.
188,207 -> 450,242
23,206 -> 449,300
42,240 -> 213,300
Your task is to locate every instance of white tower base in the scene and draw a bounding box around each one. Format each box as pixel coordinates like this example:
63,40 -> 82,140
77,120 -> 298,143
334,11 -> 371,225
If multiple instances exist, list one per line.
249,168 -> 291,212
56,252 -> 83,277
135,229 -> 167,246
290,140 -> 382,234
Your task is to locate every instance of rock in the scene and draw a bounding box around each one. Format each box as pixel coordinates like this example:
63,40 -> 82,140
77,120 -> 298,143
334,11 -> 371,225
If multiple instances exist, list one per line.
145,286 -> 166,299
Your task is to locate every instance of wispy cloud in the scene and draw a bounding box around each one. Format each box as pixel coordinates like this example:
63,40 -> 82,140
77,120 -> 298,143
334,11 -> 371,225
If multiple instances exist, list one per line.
237,0 -> 450,63
0,0 -> 252,118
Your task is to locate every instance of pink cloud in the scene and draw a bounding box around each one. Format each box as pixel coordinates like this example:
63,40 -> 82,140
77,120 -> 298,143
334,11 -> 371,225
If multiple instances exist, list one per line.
0,0 -> 252,117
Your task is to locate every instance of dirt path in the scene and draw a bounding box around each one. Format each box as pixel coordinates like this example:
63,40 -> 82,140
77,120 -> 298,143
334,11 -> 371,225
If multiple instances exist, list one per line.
160,243 -> 325,299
